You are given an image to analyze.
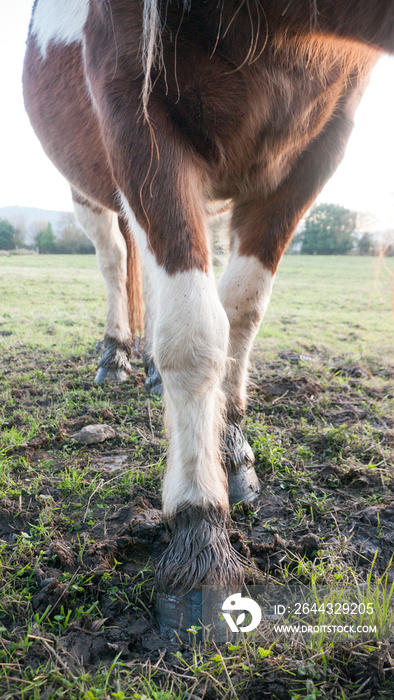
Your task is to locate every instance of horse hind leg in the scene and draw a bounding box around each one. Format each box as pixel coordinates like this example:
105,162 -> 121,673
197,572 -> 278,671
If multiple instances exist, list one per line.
219,233 -> 275,504
71,192 -> 133,383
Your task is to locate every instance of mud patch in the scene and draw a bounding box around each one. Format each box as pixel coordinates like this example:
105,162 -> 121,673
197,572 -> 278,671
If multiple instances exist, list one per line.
257,375 -> 321,400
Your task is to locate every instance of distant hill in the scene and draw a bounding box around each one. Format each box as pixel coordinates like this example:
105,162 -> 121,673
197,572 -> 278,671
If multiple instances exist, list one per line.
0,206 -> 74,244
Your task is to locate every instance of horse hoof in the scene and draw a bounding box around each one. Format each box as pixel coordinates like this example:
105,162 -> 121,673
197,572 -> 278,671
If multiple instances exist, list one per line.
225,424 -> 260,504
145,375 -> 163,396
95,367 -> 130,384
157,588 -> 237,643
143,355 -> 163,396
95,339 -> 133,384
228,461 -> 260,504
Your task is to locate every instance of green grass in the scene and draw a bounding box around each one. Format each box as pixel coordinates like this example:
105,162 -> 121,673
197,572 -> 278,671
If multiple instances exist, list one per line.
259,254 -> 393,365
1,253 -> 392,360
0,254 -> 105,354
0,252 -> 393,699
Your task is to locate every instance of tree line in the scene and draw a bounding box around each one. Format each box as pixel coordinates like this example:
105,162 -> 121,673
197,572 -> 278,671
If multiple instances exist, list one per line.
0,203 -> 393,255
291,203 -> 393,256
0,213 -> 94,254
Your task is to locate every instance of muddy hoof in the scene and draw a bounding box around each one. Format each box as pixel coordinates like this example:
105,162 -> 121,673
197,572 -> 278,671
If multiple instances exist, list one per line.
225,423 -> 260,504
228,461 -> 260,504
95,337 -> 132,384
156,506 -> 245,641
143,354 -> 163,396
157,588 -> 237,643
95,366 -> 130,384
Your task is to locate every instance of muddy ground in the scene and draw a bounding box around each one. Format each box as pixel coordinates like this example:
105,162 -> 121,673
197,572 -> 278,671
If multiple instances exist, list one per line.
1,340 -> 394,698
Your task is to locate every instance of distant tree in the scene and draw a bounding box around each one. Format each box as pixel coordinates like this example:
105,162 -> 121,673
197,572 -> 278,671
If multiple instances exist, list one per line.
301,203 -> 357,255
30,219 -> 51,243
13,226 -> 26,248
56,213 -> 95,254
357,232 -> 374,255
0,219 -> 17,250
4,214 -> 27,248
287,225 -> 304,254
35,223 -> 56,254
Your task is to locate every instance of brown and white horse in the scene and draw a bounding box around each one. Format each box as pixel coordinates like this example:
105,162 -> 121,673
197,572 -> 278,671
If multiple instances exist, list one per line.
23,0 -> 394,629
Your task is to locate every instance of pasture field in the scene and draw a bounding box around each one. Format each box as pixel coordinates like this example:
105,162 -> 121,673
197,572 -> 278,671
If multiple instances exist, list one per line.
0,253 -> 393,700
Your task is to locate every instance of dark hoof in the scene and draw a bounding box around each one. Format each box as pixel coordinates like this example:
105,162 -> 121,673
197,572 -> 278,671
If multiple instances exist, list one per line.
157,587 -> 238,643
143,353 -> 163,396
156,506 -> 245,642
225,424 -> 260,504
95,366 -> 130,384
228,461 -> 260,505
95,337 -> 132,384
157,589 -> 203,642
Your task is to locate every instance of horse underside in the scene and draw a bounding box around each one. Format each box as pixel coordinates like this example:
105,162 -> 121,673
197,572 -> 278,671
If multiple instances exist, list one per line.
23,0 -> 390,637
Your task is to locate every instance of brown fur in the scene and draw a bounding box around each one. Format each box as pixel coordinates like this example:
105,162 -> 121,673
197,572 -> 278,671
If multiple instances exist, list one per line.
23,40 -> 144,335
80,0 -> 380,274
70,189 -> 105,216
23,41 -> 118,211
24,2 -> 383,277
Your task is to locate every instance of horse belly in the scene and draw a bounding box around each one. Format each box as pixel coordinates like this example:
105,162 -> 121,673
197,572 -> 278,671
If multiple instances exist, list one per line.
23,37 -> 118,212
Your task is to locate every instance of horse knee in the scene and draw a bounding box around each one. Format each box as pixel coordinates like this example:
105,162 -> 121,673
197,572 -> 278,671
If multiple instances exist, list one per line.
153,271 -> 229,394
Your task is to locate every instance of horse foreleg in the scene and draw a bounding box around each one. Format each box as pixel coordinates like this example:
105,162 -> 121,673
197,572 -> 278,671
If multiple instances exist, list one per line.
150,266 -> 241,590
72,194 -> 133,383
118,191 -> 244,635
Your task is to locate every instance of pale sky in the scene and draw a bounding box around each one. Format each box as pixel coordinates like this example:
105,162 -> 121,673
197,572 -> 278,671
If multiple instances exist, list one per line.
1,1 -> 394,229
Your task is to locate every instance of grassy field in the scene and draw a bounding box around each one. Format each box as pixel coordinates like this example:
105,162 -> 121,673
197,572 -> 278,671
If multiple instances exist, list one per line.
0,253 -> 393,699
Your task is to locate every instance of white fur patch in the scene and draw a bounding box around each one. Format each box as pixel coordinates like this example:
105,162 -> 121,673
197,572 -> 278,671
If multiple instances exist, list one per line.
219,238 -> 275,414
72,199 -> 131,345
31,0 -> 89,56
142,263 -> 156,359
153,267 -> 229,517
120,191 -> 229,517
